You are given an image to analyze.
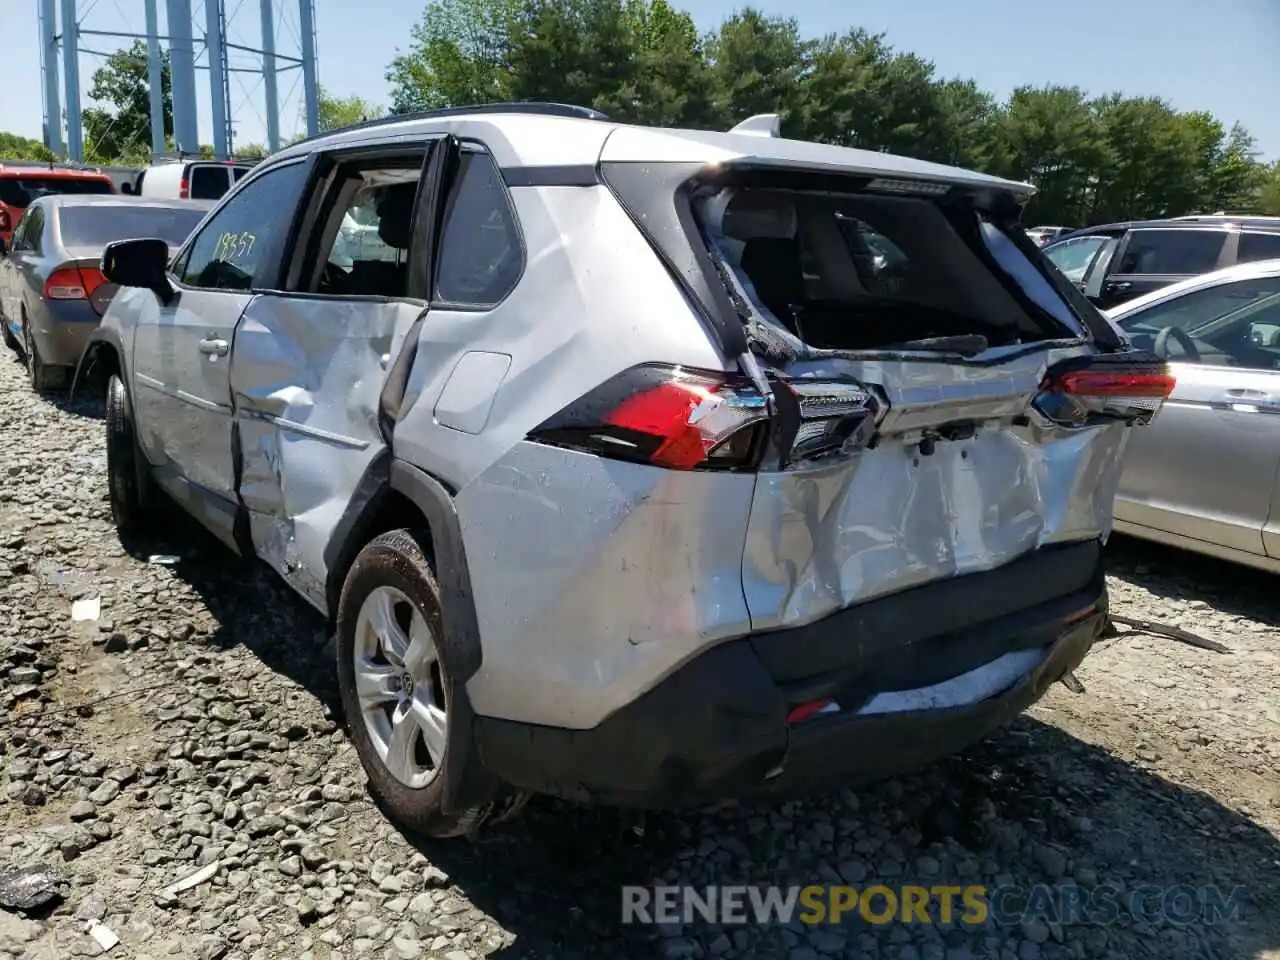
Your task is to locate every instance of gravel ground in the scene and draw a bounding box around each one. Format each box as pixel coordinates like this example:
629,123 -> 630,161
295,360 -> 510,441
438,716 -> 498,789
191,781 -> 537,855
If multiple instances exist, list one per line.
1,350 -> 1279,960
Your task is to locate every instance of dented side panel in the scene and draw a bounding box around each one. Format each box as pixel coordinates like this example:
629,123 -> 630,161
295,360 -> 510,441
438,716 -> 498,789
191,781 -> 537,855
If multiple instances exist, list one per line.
229,295 -> 426,610
455,441 -> 758,730
743,347 -> 1129,631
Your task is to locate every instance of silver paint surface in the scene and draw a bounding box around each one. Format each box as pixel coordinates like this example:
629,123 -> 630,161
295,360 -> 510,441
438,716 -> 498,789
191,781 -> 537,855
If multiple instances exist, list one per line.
229,295 -> 424,609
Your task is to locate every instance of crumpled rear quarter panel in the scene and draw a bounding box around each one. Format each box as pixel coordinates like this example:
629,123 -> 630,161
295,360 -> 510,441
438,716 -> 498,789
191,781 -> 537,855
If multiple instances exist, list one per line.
742,421 -> 1127,632
455,440 -> 757,730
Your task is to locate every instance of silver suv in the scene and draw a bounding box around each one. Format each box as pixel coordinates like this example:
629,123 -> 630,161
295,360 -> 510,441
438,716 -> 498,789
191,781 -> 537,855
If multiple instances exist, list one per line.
80,103 -> 1173,838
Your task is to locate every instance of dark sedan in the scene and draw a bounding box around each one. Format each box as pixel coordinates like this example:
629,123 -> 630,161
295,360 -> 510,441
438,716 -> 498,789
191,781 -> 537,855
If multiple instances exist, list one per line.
0,195 -> 213,390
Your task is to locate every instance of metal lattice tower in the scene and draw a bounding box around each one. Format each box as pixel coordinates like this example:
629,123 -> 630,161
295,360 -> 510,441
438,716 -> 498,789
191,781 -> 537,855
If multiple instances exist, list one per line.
36,0 -> 320,162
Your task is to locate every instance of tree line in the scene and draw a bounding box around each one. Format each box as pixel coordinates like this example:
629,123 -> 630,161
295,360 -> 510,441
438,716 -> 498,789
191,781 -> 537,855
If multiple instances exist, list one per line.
383,0 -> 1280,224
4,0 -> 1279,224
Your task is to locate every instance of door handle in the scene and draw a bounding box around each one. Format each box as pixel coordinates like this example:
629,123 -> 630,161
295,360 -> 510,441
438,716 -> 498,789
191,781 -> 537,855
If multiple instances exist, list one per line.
198,337 -> 229,357
1222,388 -> 1280,409
1105,280 -> 1131,293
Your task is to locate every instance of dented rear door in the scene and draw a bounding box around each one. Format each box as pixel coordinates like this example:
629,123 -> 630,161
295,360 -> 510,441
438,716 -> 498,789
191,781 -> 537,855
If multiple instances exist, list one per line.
229,296 -> 426,609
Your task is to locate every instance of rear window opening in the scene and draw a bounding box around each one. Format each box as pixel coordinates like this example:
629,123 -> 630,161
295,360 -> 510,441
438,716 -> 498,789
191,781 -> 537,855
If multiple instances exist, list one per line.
693,183 -> 1086,356
0,176 -> 115,207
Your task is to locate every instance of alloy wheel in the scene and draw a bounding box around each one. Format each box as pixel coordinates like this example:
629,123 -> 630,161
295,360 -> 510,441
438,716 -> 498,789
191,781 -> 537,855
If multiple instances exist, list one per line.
352,585 -> 448,789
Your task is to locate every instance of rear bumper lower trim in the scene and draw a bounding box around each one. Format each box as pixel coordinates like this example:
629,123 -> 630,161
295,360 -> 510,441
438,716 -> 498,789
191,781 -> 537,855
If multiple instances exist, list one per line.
472,540 -> 1107,808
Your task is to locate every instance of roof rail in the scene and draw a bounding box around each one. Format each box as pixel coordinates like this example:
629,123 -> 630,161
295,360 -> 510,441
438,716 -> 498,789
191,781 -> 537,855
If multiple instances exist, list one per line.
284,101 -> 613,151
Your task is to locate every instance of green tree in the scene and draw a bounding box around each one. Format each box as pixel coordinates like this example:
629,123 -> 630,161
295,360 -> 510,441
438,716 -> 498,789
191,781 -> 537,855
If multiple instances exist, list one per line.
705,9 -> 809,131
0,132 -> 56,161
319,87 -> 383,131
83,40 -> 173,162
1256,161 -> 1280,216
386,0 -> 518,112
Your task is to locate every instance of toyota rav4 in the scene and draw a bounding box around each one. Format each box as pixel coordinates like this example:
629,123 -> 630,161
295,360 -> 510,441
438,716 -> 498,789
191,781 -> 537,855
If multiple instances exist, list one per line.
79,103 -> 1173,838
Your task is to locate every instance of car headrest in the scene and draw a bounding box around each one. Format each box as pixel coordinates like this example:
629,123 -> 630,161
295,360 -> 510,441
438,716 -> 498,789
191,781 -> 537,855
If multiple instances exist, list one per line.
722,190 -> 797,241
376,182 -> 418,250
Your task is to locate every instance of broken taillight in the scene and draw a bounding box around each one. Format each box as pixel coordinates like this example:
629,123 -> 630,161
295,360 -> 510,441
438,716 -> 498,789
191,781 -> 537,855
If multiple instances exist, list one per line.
529,364 -> 885,471
528,364 -> 771,470
1034,356 -> 1175,428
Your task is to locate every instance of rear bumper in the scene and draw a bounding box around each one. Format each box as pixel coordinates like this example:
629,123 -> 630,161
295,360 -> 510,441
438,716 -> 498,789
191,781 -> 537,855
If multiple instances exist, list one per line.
31,300 -> 101,367
472,539 -> 1106,808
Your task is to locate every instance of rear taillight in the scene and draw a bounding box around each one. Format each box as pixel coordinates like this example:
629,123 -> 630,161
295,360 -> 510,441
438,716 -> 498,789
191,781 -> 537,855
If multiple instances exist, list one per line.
527,364 -> 883,472
179,179 -> 189,198
1035,356 -> 1175,427
44,266 -> 109,310
0,208 -> 10,231
529,365 -> 770,471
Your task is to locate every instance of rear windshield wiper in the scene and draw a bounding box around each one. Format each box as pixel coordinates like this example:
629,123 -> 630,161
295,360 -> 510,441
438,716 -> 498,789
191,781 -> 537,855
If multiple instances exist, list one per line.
879,334 -> 989,357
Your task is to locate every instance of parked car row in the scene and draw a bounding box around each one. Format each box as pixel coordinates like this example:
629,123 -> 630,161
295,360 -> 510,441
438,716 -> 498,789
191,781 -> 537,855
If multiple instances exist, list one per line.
0,196 -> 213,388
1043,214 -> 1280,309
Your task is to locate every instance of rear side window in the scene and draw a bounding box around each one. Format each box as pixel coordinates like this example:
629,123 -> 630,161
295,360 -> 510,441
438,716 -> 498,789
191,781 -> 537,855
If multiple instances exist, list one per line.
176,161 -> 308,290
188,165 -> 230,200
13,207 -> 45,254
433,151 -> 522,306
232,167 -> 251,182
1116,229 -> 1224,275
1237,232 -> 1280,265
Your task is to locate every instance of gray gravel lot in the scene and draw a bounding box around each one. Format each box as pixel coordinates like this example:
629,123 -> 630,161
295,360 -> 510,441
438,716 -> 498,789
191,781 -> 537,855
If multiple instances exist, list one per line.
1,351 -> 1278,960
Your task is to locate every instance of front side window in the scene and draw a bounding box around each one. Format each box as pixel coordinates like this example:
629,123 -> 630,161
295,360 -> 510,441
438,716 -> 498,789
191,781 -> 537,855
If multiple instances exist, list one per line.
1116,229 -> 1224,275
433,151 -> 523,306
1237,232 -> 1280,265
1117,277 -> 1280,336
177,161 -> 308,291
1045,235 -> 1108,282
311,164 -> 422,298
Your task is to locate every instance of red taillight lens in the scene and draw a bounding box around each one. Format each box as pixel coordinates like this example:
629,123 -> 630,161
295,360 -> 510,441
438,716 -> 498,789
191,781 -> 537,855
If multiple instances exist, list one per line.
1035,356 -> 1175,427
528,364 -> 885,472
1053,370 -> 1176,398
179,179 -> 189,198
0,208 -> 11,231
43,265 -> 109,307
44,267 -> 88,300
529,365 -> 771,471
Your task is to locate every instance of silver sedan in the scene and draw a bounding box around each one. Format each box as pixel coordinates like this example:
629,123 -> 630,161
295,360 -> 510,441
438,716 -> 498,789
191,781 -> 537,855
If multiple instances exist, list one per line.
1106,258 -> 1280,574
0,195 -> 212,390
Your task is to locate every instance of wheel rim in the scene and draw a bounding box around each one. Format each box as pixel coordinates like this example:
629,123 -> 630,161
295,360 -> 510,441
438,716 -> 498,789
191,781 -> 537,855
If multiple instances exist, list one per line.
353,585 -> 448,789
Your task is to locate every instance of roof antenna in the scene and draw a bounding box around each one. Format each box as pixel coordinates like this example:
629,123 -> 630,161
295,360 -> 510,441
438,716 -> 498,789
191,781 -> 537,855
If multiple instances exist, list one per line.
728,114 -> 781,138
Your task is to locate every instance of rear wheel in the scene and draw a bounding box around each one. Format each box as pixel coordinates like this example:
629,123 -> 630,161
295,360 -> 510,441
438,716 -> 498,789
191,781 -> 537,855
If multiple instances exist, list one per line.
336,529 -> 489,839
23,317 -> 65,392
105,373 -> 155,541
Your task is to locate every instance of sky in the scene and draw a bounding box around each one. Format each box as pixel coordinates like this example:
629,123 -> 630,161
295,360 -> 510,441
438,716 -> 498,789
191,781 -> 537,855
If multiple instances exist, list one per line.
1,0 -> 1278,160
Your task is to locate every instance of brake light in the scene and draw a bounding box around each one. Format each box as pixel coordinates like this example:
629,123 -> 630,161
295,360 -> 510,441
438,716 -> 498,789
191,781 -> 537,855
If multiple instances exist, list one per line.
0,208 -> 10,231
43,265 -> 108,307
179,178 -> 189,198
1035,357 -> 1175,427
528,364 -> 885,472
529,365 -> 770,471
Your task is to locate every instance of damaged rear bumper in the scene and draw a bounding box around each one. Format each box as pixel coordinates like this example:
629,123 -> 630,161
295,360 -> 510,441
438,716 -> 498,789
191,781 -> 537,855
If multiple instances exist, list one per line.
471,539 -> 1107,808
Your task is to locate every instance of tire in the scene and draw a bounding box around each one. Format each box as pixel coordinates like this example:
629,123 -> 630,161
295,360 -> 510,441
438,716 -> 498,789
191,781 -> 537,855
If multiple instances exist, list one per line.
105,373 -> 156,541
2,318 -> 17,352
336,529 -> 489,839
23,318 -> 65,392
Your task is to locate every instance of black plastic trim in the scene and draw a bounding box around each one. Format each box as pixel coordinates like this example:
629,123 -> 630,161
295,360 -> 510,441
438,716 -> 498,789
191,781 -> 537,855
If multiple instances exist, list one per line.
285,102 -> 612,150
471,540 -> 1107,808
500,164 -> 601,188
599,159 -> 749,360
387,459 -> 494,813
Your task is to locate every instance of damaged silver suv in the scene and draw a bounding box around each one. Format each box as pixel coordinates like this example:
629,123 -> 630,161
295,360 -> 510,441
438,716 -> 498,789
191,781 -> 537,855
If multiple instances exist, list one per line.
80,103 -> 1174,838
